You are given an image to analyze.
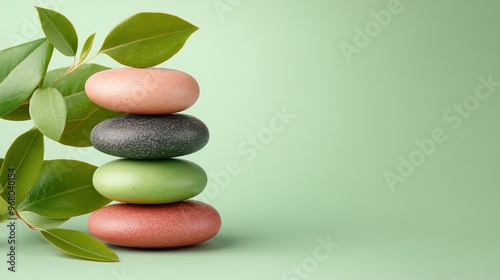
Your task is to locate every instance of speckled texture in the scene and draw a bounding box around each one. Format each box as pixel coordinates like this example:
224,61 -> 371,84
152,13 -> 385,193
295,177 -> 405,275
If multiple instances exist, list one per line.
87,201 -> 222,248
93,159 -> 207,204
90,114 -> 209,159
85,68 -> 200,114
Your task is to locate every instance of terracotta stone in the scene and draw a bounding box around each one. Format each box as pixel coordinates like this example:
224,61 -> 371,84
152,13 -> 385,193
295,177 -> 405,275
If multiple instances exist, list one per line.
87,201 -> 221,248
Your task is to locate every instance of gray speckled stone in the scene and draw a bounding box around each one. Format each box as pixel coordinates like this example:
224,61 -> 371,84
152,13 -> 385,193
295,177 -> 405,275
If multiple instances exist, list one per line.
90,114 -> 209,159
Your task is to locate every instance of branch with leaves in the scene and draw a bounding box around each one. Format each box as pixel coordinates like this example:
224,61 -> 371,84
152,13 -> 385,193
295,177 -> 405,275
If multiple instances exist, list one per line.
0,7 -> 198,261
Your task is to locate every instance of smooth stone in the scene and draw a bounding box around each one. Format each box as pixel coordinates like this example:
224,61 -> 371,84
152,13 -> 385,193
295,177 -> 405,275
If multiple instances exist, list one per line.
88,201 -> 222,248
90,114 -> 209,159
85,68 -> 200,114
93,159 -> 207,204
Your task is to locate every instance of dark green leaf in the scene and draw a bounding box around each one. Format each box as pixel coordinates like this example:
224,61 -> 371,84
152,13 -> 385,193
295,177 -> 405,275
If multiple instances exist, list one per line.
0,129 -> 44,205
41,228 -> 119,262
0,38 -> 53,116
42,64 -> 123,147
18,160 -> 111,218
99,12 -> 198,67
36,7 -> 78,56
78,33 -> 95,64
0,103 -> 31,121
18,211 -> 68,229
29,87 -> 67,141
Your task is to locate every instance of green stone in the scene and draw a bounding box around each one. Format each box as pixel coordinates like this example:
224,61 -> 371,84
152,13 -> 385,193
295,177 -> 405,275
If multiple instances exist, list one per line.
93,159 -> 207,204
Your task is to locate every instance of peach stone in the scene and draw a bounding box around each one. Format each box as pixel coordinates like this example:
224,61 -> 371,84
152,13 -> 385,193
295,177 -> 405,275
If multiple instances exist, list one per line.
85,68 -> 200,114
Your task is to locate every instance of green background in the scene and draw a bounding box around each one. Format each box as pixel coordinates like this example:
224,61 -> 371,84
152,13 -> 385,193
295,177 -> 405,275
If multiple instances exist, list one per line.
1,0 -> 499,279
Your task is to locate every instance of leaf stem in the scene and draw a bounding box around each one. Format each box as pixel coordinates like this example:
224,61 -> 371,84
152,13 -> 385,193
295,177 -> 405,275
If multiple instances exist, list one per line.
48,52 -> 100,87
14,209 -> 39,230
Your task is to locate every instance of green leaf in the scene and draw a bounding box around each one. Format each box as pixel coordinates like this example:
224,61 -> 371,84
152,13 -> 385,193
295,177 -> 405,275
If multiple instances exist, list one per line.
18,160 -> 111,218
29,87 -> 67,141
99,12 -> 198,68
36,7 -> 78,56
0,212 -> 9,223
0,129 -> 44,205
0,38 -> 53,116
41,228 -> 119,262
42,64 -> 122,147
0,197 -> 9,217
18,211 -> 68,230
0,159 -> 9,219
0,103 -> 31,121
0,157 -> 3,188
78,33 -> 95,64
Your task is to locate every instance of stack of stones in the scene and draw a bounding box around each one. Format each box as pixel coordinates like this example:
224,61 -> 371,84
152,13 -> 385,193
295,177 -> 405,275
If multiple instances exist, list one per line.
84,68 -> 221,248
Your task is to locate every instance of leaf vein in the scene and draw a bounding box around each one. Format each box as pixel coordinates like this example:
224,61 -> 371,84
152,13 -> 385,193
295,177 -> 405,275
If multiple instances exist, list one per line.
44,231 -> 115,260
101,28 -> 196,53
63,108 -> 100,135
21,184 -> 92,209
